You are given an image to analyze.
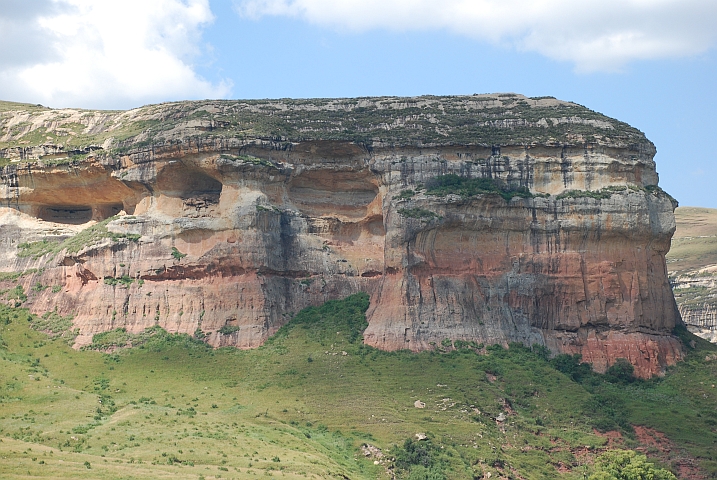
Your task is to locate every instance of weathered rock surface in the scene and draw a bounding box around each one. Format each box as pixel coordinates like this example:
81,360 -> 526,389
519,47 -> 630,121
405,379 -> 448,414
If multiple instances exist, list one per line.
0,94 -> 682,376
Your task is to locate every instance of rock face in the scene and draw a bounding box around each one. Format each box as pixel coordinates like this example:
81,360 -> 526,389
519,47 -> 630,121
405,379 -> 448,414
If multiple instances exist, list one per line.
0,94 -> 683,377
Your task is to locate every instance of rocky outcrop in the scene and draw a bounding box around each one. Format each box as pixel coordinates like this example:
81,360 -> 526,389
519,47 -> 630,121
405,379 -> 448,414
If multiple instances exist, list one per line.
666,207 -> 717,343
671,274 -> 717,343
0,94 -> 682,377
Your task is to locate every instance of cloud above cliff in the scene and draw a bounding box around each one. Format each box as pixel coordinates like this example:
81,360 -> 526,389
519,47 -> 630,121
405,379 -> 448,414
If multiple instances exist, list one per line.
0,0 -> 230,109
234,0 -> 717,72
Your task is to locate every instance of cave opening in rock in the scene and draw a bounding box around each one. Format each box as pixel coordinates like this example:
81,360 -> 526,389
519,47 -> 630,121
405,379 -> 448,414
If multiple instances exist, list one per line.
35,203 -> 125,224
38,206 -> 93,224
288,170 -> 379,219
156,162 -> 223,199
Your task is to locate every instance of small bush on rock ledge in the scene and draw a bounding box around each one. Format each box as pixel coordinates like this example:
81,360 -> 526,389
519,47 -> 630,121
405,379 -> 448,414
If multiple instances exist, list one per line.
426,174 -> 533,201
218,325 -> 240,335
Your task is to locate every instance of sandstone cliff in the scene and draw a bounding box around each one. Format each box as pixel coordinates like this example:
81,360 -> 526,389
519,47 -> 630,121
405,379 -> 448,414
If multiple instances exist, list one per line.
0,94 -> 682,376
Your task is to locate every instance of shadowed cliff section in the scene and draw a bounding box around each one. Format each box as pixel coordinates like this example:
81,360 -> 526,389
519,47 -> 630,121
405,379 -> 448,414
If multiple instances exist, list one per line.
0,94 -> 681,377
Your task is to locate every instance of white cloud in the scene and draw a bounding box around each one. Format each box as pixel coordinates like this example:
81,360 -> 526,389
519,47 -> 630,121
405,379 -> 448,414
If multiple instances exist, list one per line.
234,0 -> 717,72
0,0 -> 231,109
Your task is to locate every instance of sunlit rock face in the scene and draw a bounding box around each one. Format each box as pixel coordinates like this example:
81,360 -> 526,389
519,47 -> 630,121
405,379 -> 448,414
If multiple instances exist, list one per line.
0,94 -> 682,377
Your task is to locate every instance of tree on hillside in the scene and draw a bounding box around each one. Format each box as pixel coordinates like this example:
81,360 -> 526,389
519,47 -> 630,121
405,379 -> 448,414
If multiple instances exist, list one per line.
589,450 -> 676,480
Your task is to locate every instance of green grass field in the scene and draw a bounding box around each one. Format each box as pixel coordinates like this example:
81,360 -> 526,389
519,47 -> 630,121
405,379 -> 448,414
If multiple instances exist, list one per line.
1,294 -> 716,479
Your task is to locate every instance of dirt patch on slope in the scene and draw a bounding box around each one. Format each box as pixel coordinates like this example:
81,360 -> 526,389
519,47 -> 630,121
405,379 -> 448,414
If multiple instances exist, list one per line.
633,426 -> 705,480
592,427 -> 705,479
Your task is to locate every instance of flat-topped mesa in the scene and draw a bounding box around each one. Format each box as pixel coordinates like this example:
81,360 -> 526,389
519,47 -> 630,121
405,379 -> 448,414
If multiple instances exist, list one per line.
0,94 -> 682,377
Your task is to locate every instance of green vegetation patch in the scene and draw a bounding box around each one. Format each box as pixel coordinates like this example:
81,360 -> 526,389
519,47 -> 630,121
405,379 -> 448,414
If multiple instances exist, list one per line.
0,294 -> 715,479
219,153 -> 276,168
17,217 -> 140,259
425,174 -> 533,201
217,325 -> 240,335
555,184 -> 678,205
6,285 -> 27,306
86,325 -> 210,352
62,219 -> 140,253
0,269 -> 40,283
16,239 -> 57,259
0,271 -> 23,282
396,189 -> 416,200
590,449 -> 676,480
555,185 -> 638,201
103,275 -> 136,288
391,435 -> 447,480
556,188 -> 616,201
269,292 -> 370,345
644,184 -> 679,206
170,247 -> 187,261
29,309 -> 77,345
85,327 -> 135,350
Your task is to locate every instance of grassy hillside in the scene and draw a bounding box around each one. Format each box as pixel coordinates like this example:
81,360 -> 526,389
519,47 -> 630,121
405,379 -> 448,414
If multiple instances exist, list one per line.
667,207 -> 717,276
1,295 -> 716,479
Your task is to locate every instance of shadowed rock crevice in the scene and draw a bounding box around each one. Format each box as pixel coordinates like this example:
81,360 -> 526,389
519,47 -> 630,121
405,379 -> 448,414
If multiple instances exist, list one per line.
37,205 -> 93,224
6,163 -> 140,223
156,162 -> 223,199
288,169 -> 379,219
154,161 -> 224,217
34,203 -> 124,224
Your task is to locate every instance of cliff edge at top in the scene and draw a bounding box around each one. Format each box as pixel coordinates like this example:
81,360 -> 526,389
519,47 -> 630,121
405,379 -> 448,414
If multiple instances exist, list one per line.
0,94 -> 682,377
1,94 -> 654,154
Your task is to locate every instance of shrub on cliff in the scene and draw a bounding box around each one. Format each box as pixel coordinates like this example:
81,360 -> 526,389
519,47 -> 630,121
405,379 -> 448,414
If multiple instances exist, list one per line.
391,436 -> 446,480
7,285 -> 27,306
218,325 -> 240,335
267,292 -> 370,346
551,353 -> 594,383
605,359 -> 636,384
425,174 -> 532,201
171,247 -> 187,261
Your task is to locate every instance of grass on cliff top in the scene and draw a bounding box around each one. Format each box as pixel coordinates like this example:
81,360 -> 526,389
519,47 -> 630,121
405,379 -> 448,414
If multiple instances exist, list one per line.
1,95 -> 651,157
0,101 -> 50,114
0,295 -> 716,479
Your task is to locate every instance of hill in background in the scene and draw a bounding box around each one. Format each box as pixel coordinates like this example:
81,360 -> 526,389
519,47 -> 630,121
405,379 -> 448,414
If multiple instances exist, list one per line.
668,207 -> 717,342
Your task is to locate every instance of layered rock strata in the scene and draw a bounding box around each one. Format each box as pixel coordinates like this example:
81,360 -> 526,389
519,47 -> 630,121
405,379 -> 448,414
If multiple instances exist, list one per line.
0,95 -> 682,376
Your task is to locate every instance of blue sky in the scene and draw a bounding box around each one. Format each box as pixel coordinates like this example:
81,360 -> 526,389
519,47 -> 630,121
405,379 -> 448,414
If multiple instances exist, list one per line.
1,0 -> 716,207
